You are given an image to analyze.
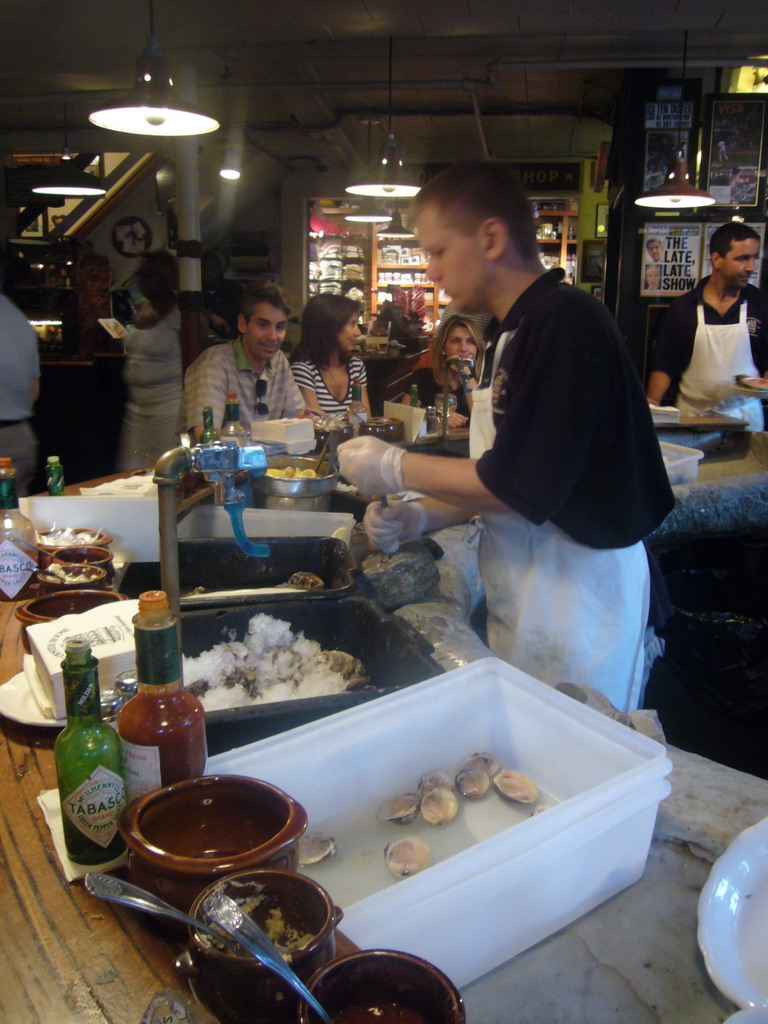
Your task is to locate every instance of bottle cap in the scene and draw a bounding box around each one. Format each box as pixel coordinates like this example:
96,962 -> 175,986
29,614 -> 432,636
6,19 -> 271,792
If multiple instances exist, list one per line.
226,392 -> 237,401
138,590 -> 169,613
47,455 -> 60,462
0,457 -> 12,469
65,635 -> 91,655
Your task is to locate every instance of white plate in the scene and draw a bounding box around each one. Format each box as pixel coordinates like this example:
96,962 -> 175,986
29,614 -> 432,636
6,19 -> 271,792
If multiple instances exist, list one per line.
0,672 -> 64,728
698,814 -> 768,1008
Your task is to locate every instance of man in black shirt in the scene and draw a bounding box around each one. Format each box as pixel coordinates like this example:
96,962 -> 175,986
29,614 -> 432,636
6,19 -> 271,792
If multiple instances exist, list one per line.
648,223 -> 768,430
338,160 -> 673,713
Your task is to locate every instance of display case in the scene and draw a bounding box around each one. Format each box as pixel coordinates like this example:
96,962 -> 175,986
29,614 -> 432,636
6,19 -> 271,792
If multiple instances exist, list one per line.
371,231 -> 447,330
533,198 -> 579,283
307,201 -> 370,315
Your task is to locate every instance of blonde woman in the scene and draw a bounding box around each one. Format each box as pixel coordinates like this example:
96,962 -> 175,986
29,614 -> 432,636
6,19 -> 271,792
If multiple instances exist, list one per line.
401,314 -> 485,427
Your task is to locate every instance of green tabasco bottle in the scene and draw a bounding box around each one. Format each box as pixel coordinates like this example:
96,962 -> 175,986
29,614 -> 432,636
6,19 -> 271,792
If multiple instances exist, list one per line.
200,404 -> 218,443
46,455 -> 65,495
117,590 -> 207,803
0,456 -> 38,602
54,637 -> 127,865
409,384 -> 421,408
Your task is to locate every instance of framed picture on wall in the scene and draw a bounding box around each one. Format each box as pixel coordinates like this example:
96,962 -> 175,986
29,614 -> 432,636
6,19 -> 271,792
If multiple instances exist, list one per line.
640,222 -> 703,297
705,98 -> 765,207
642,131 -> 689,191
582,240 -> 606,283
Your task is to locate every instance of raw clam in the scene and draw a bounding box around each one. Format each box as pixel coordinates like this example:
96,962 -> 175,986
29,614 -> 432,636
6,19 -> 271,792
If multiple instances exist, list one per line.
458,752 -> 500,777
455,767 -> 491,799
420,786 -> 459,825
417,770 -> 453,795
384,836 -> 431,878
376,793 -> 420,825
493,769 -> 539,804
285,571 -> 324,590
298,832 -> 336,865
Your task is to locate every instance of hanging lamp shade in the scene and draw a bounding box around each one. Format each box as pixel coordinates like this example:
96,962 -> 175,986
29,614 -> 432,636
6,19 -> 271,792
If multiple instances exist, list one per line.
89,37 -> 219,136
635,157 -> 716,209
32,152 -> 105,197
345,198 -> 391,224
346,134 -> 419,198
377,209 -> 414,237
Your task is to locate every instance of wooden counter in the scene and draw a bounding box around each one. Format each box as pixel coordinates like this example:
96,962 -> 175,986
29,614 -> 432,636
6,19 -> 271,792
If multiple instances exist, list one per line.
0,601 -> 355,1023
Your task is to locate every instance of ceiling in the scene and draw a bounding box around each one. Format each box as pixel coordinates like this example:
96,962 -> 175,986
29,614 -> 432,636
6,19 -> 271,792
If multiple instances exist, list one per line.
2,0 -> 768,191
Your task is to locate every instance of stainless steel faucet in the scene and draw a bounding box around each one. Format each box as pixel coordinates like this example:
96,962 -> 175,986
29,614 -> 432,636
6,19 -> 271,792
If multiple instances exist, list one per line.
153,439 -> 283,616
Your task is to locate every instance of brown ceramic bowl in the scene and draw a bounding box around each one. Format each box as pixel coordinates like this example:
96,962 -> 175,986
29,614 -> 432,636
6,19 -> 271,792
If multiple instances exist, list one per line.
51,545 -> 114,579
14,588 -> 128,653
35,563 -> 109,593
358,417 -> 405,442
177,868 -> 342,1024
297,949 -> 466,1024
37,527 -> 113,552
118,775 -> 308,914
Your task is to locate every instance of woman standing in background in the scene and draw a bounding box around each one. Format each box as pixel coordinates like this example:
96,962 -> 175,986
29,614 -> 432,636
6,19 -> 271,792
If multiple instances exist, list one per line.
290,294 -> 372,416
116,250 -> 182,472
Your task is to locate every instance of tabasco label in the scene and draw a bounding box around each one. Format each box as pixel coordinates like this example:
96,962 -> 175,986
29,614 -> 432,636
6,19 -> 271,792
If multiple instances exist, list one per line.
62,765 -> 126,848
0,539 -> 36,598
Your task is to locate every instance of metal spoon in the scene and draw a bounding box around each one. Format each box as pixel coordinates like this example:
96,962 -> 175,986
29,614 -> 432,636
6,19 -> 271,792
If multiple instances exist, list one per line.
83,872 -> 241,953
200,889 -> 333,1024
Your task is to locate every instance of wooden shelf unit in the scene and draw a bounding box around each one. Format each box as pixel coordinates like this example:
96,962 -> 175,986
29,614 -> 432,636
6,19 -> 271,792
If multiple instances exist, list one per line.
371,233 -> 446,328
534,200 -> 579,284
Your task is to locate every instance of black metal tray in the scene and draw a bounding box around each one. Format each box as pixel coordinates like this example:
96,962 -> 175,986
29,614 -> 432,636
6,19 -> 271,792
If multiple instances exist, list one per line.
119,537 -> 354,608
180,596 -> 443,754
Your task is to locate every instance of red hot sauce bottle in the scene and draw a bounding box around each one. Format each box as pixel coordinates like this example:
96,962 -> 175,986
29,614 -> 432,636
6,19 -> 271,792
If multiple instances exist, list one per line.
117,590 -> 207,802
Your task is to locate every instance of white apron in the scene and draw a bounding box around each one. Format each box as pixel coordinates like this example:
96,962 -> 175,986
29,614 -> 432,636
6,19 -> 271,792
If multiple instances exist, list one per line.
677,302 -> 764,431
469,330 -> 649,713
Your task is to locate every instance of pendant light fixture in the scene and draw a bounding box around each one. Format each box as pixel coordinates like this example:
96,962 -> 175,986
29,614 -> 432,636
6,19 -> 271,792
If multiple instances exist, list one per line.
345,198 -> 392,224
346,38 -> 419,199
377,208 -> 414,238
89,0 -> 219,137
32,104 -> 106,197
635,31 -> 715,209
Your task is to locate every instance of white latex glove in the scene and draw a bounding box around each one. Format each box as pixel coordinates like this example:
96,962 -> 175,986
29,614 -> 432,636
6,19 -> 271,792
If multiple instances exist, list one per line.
364,500 -> 429,553
337,436 -> 405,496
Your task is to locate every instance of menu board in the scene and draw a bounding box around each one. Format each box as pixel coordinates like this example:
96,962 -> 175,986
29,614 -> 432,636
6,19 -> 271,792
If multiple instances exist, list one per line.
640,223 -> 703,297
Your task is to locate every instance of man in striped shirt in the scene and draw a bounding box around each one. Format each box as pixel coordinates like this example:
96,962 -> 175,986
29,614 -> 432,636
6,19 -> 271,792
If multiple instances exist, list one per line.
181,282 -> 311,439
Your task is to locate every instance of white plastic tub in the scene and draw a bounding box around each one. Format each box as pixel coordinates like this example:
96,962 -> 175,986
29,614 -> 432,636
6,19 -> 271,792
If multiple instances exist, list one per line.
659,440 -> 705,484
209,657 -> 671,987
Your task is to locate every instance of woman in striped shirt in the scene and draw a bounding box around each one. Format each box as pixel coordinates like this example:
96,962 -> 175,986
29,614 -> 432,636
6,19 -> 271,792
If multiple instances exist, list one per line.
290,295 -> 372,416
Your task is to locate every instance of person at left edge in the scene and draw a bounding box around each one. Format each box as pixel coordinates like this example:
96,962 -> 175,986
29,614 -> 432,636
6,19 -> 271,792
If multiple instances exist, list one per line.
181,282 -> 314,441
338,158 -> 674,715
0,252 -> 40,496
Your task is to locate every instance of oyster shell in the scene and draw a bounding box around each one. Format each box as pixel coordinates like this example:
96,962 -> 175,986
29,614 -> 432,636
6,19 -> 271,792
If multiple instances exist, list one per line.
493,769 -> 539,804
384,836 -> 431,878
376,793 -> 420,825
417,770 -> 453,795
420,785 -> 459,825
298,832 -> 336,865
315,650 -> 369,688
455,767 -> 491,799
458,752 -> 500,777
285,571 -> 324,590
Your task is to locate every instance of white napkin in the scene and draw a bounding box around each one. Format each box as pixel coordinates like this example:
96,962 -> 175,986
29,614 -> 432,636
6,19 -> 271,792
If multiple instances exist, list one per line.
37,788 -> 127,882
23,654 -> 54,719
79,476 -> 157,496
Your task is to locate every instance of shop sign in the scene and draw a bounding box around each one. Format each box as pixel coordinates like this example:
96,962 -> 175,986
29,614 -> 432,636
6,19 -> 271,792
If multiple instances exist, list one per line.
510,162 -> 581,191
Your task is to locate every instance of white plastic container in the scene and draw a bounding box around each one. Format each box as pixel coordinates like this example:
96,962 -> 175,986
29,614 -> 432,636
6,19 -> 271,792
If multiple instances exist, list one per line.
659,440 -> 705,484
177,505 -> 354,547
209,657 -> 671,987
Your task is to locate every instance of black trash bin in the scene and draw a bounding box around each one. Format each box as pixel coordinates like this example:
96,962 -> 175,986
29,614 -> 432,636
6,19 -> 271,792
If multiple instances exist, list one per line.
660,569 -> 768,717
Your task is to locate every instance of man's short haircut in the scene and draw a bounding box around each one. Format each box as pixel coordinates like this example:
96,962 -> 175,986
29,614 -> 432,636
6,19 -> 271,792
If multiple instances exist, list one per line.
710,222 -> 760,258
408,159 -> 539,261
240,281 -> 291,320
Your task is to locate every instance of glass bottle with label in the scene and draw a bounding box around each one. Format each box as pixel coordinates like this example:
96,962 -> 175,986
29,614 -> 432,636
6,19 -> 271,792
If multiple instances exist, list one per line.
0,457 -> 38,602
46,455 -> 65,495
221,392 -> 248,445
200,404 -> 218,443
117,590 -> 207,803
409,384 -> 421,408
348,379 -> 368,436
54,636 -> 126,865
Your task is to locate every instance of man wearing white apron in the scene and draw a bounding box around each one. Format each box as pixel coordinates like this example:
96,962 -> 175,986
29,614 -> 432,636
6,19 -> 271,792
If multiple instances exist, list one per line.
338,160 -> 674,714
648,223 -> 768,431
